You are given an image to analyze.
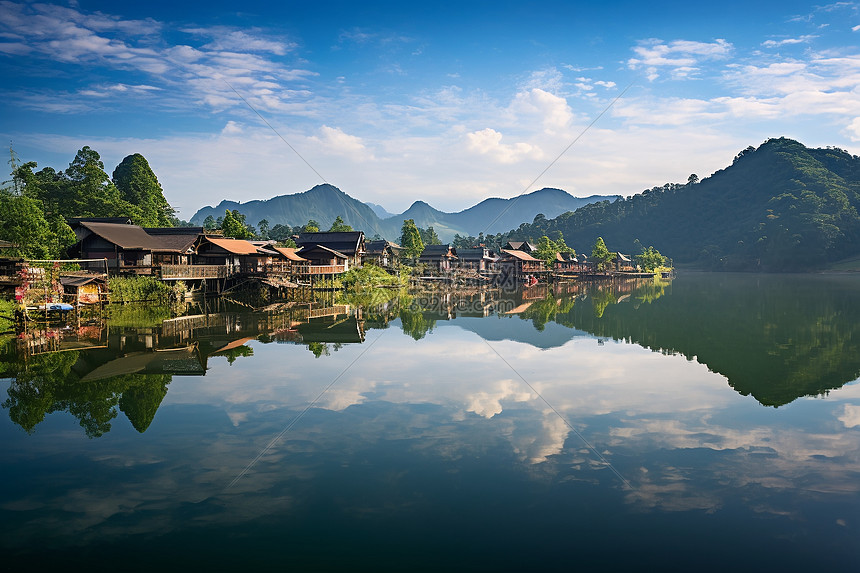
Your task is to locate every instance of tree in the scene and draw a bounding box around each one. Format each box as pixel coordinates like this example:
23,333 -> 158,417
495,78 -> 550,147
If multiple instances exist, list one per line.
0,190 -> 75,259
203,215 -> 217,230
636,246 -> 667,272
221,209 -> 253,239
399,218 -> 425,261
591,237 -> 614,271
65,146 -> 140,220
687,173 -> 699,185
257,219 -> 270,240
419,226 -> 441,245
303,219 -> 320,233
112,153 -> 174,226
328,215 -> 353,232
533,235 -> 575,267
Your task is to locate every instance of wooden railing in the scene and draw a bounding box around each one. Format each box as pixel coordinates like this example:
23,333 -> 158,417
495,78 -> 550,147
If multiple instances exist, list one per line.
160,264 -> 229,280
296,265 -> 347,275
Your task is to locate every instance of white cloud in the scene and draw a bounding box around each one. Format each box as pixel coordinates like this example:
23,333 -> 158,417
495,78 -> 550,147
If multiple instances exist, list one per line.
465,128 -> 541,164
310,125 -> 373,159
839,404 -> 860,427
628,38 -> 732,80
761,35 -> 818,48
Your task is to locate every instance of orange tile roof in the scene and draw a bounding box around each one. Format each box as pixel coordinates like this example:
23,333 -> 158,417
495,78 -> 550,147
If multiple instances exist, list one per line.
273,247 -> 308,262
501,249 -> 541,262
203,237 -> 260,255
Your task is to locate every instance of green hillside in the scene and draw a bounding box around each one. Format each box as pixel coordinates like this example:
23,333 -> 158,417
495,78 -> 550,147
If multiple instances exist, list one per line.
506,138 -> 860,271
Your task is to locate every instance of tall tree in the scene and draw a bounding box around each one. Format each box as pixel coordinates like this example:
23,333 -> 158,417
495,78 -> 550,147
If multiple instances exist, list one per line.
591,237 -> 614,271
65,146 -> 140,219
328,215 -> 353,232
400,218 -> 425,261
221,210 -> 253,239
112,153 -> 174,227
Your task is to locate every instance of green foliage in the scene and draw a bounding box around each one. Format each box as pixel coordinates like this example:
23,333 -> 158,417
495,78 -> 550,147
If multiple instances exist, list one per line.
399,218 -> 425,261
203,215 -> 217,230
221,209 -> 254,239
328,215 -> 353,232
257,219 -> 270,239
636,246 -> 666,272
303,219 -> 320,233
112,153 -> 174,227
419,226 -> 442,245
591,237 -> 614,271
108,276 -> 174,303
533,235 -> 575,266
339,265 -> 407,289
0,190 -> 76,258
501,138 -> 860,272
0,298 -> 15,331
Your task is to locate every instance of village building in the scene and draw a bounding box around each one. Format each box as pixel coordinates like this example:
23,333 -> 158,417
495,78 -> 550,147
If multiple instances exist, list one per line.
59,274 -> 108,305
68,220 -> 202,274
294,244 -> 350,275
295,231 -> 365,268
417,244 -> 457,272
364,240 -> 401,267
613,252 -> 635,272
456,247 -> 497,272
498,249 -> 546,280
193,236 -> 270,275
502,240 -> 537,254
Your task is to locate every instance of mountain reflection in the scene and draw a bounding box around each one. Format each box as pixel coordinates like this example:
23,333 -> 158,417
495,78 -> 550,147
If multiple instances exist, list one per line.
2,273 -> 860,436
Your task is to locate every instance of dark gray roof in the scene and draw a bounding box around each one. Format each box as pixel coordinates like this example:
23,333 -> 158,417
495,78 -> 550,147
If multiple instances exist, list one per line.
77,222 -> 201,253
296,231 -> 364,256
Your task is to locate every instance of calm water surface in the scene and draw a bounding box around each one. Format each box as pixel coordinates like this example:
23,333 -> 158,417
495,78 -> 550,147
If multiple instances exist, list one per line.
2,273 -> 859,571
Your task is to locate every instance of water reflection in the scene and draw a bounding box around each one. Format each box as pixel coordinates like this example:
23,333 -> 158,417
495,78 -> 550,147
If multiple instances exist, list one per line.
3,274 -> 860,438
1,274 -> 860,569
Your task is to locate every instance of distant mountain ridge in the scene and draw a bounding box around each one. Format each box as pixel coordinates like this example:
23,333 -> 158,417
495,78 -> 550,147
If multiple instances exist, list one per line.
190,186 -> 618,242
505,138 -> 860,271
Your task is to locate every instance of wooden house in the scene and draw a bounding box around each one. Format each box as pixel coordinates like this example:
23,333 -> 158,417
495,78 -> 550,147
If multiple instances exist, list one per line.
194,236 -> 269,275
60,274 -> 108,304
417,244 -> 457,272
613,252 -> 635,272
295,231 -> 365,268
272,246 -> 309,274
456,247 -> 496,272
294,244 -> 349,275
503,241 -> 537,254
499,249 -> 546,279
365,240 -> 401,267
68,220 -> 201,274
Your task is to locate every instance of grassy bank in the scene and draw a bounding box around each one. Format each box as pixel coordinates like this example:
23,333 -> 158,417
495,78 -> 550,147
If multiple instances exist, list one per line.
109,276 -> 185,304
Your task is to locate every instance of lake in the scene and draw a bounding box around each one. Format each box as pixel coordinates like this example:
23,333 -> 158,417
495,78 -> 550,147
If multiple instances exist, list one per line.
2,273 -> 859,571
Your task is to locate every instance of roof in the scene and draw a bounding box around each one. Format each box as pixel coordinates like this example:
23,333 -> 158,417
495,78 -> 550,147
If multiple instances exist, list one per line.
500,249 -> 542,262
296,231 -> 364,255
505,241 -> 537,252
273,247 -> 308,262
60,274 -> 107,287
77,221 -> 158,250
616,252 -> 632,262
366,240 -> 402,253
419,244 -> 454,258
68,217 -> 133,226
199,237 -> 261,255
74,222 -> 203,253
297,244 -> 348,259
456,247 -> 492,260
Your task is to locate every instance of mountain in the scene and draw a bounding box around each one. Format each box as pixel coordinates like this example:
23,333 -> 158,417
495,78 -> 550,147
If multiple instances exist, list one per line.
364,202 -> 394,219
190,185 -> 617,242
506,138 -> 860,271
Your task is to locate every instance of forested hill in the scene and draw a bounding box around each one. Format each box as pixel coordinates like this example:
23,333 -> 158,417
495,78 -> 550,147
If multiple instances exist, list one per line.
508,138 -> 860,271
190,185 -> 616,242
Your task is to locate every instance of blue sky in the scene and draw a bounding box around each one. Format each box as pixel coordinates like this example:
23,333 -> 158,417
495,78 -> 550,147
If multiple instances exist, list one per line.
2,0 -> 860,219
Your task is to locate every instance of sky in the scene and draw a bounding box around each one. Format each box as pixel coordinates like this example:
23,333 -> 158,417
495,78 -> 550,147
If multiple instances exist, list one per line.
2,0 -> 860,220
